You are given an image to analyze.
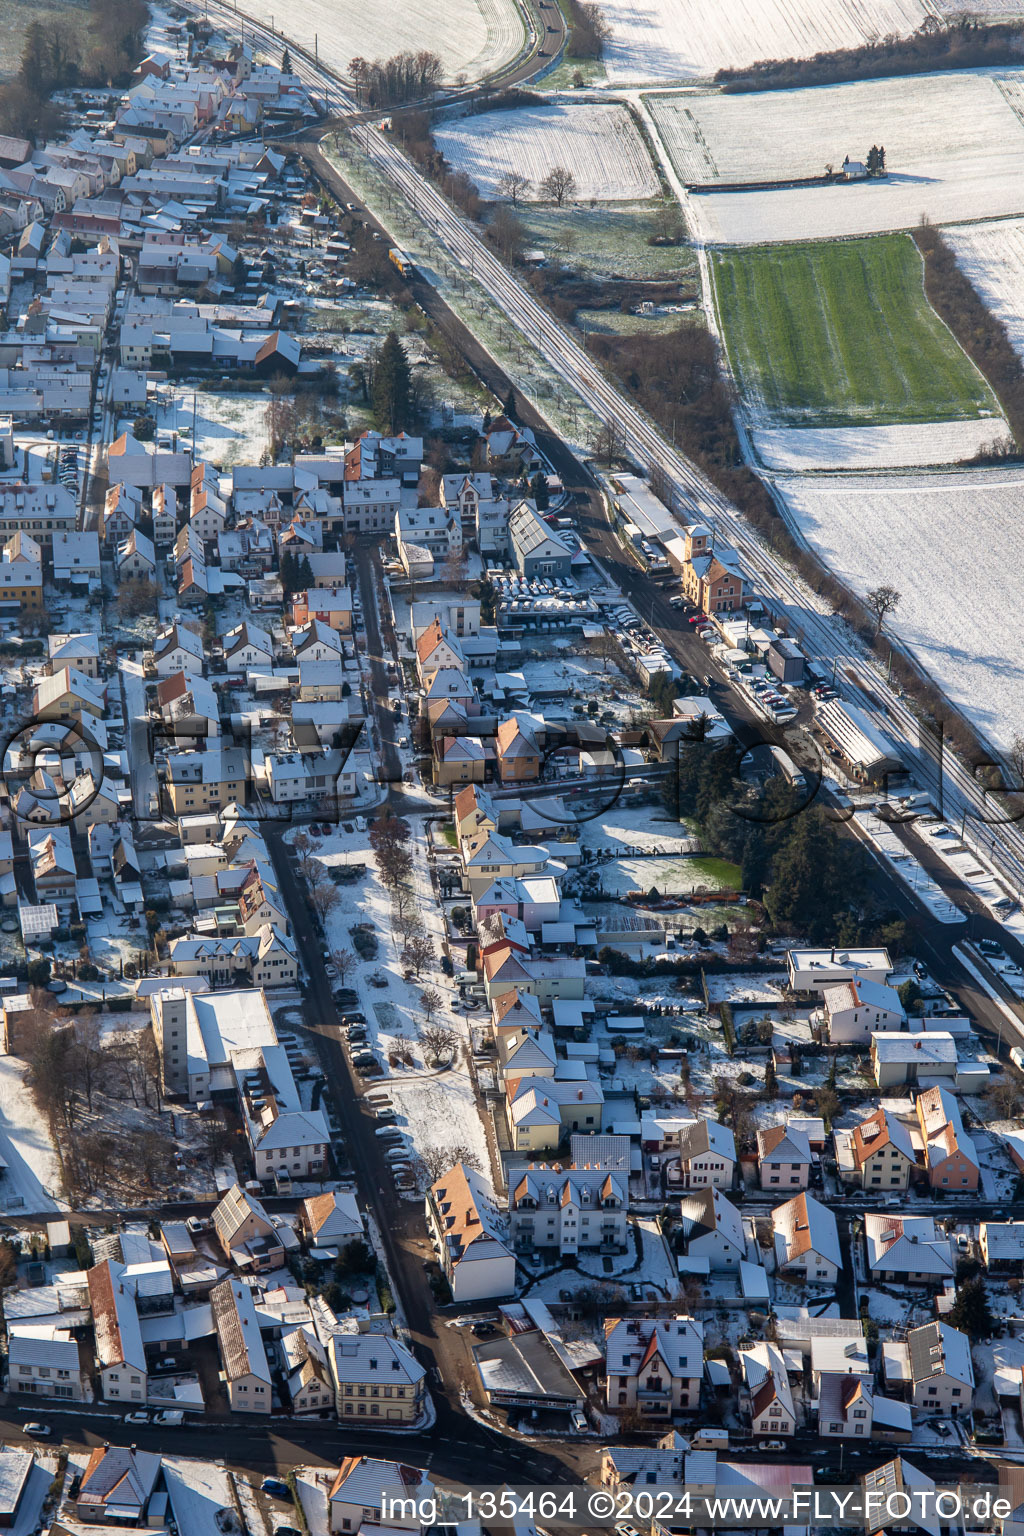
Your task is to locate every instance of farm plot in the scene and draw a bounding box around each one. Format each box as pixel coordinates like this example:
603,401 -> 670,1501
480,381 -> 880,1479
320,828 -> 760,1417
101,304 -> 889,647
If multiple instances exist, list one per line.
434,103 -> 660,202
664,70 -> 1024,243
945,217 -> 1024,361
712,237 -> 1000,427
775,468 -> 1024,757
752,419 -> 1008,470
600,0 -> 929,83
231,0 -> 522,84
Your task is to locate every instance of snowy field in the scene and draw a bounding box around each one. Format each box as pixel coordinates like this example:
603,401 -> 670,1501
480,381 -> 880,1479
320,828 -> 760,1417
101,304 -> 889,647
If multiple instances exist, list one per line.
156,388 -> 268,468
231,0 -> 523,83
0,1052 -> 61,1213
946,217 -> 1024,361
434,104 -> 660,201
662,70 -> 1024,242
600,0 -> 929,83
776,467 -> 1024,756
752,419 -> 1007,470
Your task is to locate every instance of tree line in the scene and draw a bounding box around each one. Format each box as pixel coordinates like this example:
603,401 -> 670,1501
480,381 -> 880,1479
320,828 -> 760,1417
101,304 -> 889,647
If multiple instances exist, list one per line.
666,740 -> 908,949
715,16 -> 1024,93
1,0 -> 147,141
914,221 -> 1024,459
349,50 -> 444,108
563,0 -> 610,59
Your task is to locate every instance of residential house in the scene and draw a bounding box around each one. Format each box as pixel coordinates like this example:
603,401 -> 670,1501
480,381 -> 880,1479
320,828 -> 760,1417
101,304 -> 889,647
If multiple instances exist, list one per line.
425,1163 -> 516,1302
328,1334 -> 427,1425
865,1214 -> 954,1283
224,621 -> 273,671
28,826 -> 77,905
52,530 -> 101,587
282,1326 -> 335,1416
907,1322 -> 974,1417
835,1107 -> 917,1190
980,1222 -> 1024,1271
116,527 -> 156,582
915,1085 -> 979,1191
668,1118 -> 736,1190
505,1074 -> 604,1152
871,1033 -> 959,1089
822,977 -> 905,1045
47,633 -> 100,680
87,1259 -> 147,1403
604,1316 -> 704,1420
211,1276 -> 272,1414
73,1446 -> 162,1524
674,523 -> 744,616
742,1341 -> 796,1437
301,1191 -> 364,1250
678,1188 -> 746,1272
507,1163 -> 627,1255
772,1192 -> 842,1285
7,1326 -> 89,1400
328,1457 -> 430,1535
212,1182 -> 284,1272
508,501 -> 571,579
496,715 -> 541,783
757,1123 -> 813,1190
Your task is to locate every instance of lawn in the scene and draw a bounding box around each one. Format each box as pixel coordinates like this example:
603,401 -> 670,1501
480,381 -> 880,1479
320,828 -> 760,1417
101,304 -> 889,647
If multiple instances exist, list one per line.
513,202 -> 697,282
687,856 -> 742,888
711,235 -> 999,428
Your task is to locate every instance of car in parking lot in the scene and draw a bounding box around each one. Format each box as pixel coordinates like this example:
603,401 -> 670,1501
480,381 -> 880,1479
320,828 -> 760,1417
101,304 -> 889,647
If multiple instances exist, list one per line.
24,1423 -> 50,1438
472,1321 -> 498,1338
261,1478 -> 291,1499
126,1411 -> 150,1424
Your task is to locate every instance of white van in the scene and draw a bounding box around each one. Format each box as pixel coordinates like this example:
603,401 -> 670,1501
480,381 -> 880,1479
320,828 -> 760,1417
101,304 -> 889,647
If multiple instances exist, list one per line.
1010,1046 -> 1024,1071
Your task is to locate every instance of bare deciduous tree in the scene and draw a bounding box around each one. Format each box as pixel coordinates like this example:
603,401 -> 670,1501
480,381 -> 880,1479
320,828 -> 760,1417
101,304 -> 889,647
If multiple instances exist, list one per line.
539,165 -> 578,207
865,584 -> 901,638
402,935 -> 435,977
419,987 -> 443,1029
420,1021 -> 457,1062
496,169 -> 531,205
331,947 -> 357,984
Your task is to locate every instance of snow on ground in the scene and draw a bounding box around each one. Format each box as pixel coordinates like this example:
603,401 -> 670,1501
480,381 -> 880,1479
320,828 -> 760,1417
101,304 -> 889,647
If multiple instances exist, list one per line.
775,467 -> 1024,757
854,812 -> 965,924
0,1052 -> 61,1213
231,0 -> 523,83
434,103 -> 660,202
752,419 -> 1008,471
308,824 -> 490,1191
663,70 -> 1024,242
600,0 -> 928,83
155,385 -> 268,468
946,216 -> 1024,362
164,1459 -> 237,1536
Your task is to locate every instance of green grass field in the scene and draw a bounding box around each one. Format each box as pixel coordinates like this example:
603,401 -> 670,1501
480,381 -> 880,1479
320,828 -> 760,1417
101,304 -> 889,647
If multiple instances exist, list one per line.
712,235 -> 998,427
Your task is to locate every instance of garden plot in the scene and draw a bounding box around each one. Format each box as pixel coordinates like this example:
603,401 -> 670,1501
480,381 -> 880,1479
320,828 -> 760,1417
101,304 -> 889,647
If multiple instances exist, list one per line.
434,104 -> 660,202
232,0 -> 522,83
946,217 -> 1024,361
600,0 -> 928,83
666,70 -> 1024,242
752,419 -> 1007,470
156,387 -> 268,468
775,467 -> 1024,757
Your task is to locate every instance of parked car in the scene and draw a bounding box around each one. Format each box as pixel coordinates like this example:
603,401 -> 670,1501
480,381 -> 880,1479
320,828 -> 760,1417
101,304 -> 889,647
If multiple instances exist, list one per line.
126,1411 -> 150,1424
261,1479 -> 291,1500
186,1215 -> 208,1235
24,1423 -> 50,1438
758,1440 -> 786,1452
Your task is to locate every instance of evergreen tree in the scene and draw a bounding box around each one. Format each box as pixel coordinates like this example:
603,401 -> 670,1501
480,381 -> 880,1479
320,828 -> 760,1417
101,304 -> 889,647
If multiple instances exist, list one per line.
503,386 -> 516,420
949,1277 -> 994,1340
280,551 -> 298,593
281,46 -> 292,73
530,471 -> 549,510
371,331 -> 412,434
298,554 -> 314,589
232,252 -> 247,287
